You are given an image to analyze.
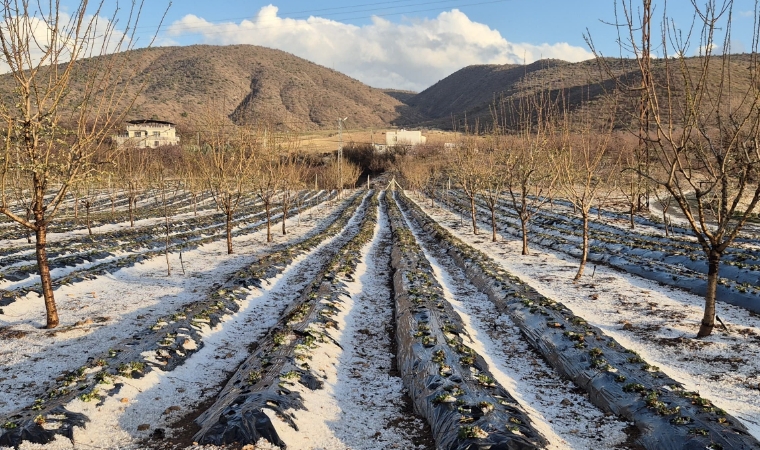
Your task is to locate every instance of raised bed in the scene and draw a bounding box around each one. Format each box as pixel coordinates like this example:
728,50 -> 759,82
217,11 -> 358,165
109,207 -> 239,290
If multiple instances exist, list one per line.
192,192 -> 380,446
442,190 -> 760,314
0,191 -> 365,447
386,192 -> 546,450
399,191 -> 760,450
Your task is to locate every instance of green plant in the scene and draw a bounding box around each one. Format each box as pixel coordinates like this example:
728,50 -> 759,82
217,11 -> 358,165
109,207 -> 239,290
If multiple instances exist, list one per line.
79,389 -> 100,402
458,425 -> 488,439
433,393 -> 457,404
622,383 -> 646,393
477,373 -> 495,386
248,370 -> 262,385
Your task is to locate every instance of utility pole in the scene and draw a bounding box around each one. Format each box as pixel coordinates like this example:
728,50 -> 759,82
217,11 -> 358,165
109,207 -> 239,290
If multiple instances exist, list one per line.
338,117 -> 347,198
639,0 -> 652,211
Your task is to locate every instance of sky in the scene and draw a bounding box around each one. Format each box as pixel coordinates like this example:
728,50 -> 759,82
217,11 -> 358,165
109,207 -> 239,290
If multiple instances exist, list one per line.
57,0 -> 760,91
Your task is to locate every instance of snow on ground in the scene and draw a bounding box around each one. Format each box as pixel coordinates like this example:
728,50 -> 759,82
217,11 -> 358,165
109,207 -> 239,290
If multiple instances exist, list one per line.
266,194 -> 433,450
398,196 -> 630,450
412,194 -> 760,440
0,199 -> 345,419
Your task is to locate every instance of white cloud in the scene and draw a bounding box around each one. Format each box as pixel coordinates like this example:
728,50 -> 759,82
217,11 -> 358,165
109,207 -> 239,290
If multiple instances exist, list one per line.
167,5 -> 593,91
0,11 -> 130,73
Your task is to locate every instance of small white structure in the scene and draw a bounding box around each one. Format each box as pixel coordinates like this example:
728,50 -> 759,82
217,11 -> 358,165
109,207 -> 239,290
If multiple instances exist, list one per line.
114,119 -> 180,149
386,129 -> 427,147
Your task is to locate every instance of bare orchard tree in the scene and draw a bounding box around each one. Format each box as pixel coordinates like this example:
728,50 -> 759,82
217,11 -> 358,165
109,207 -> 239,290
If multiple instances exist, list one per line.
279,152 -> 306,236
397,154 -> 429,198
0,1 -> 157,328
256,130 -> 284,243
553,102 -> 619,281
197,104 -> 257,254
606,0 -> 760,337
495,90 -> 560,255
616,138 -> 645,230
479,147 -> 507,243
450,133 -> 487,235
117,146 -> 150,227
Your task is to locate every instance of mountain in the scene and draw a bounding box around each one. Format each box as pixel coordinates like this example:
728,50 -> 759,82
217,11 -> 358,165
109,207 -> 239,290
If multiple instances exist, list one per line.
0,44 -> 415,132
398,54 -> 759,130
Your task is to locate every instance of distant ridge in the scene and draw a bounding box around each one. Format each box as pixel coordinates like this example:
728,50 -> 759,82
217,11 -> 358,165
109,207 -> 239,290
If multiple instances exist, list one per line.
0,44 -> 413,132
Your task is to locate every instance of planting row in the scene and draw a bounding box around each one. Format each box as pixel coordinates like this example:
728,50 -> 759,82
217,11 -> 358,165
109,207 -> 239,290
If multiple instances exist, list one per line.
0,192 -> 368,447
443,191 -> 760,313
0,191 -> 331,301
386,192 -> 547,449
193,192 -> 380,445
0,188 -> 219,240
398,192 -> 759,450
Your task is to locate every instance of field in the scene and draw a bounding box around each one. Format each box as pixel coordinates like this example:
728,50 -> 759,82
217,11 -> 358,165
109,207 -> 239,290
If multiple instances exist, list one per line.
0,182 -> 759,450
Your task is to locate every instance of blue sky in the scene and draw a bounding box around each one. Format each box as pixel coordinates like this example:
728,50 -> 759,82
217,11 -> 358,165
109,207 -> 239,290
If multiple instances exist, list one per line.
64,1 -> 760,91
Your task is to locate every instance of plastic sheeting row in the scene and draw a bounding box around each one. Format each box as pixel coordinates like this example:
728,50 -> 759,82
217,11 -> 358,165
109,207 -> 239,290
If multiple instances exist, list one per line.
386,192 -> 546,450
397,192 -> 760,450
0,192 -> 363,447
193,192 -> 379,447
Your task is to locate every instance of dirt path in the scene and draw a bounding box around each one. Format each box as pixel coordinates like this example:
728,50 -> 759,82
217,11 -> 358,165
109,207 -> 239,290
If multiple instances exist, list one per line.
262,193 -> 435,449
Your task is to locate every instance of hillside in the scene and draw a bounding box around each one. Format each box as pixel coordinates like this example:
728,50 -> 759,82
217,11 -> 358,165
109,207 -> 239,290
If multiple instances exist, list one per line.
401,54 -> 759,130
0,45 -> 417,132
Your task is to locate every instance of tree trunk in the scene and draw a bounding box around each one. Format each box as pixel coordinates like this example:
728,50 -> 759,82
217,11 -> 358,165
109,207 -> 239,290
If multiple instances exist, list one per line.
469,196 -> 478,235
574,212 -> 589,281
630,203 -> 635,229
663,210 -> 669,237
85,202 -> 92,236
129,194 -> 135,227
226,209 -> 233,255
282,197 -> 288,236
35,222 -> 59,329
163,189 -> 171,276
266,201 -> 272,243
491,207 -> 497,242
521,215 -> 529,256
193,193 -> 198,217
697,249 -> 721,337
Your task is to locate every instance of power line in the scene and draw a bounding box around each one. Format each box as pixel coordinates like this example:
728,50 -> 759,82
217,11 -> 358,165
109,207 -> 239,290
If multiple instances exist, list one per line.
131,0 -> 514,38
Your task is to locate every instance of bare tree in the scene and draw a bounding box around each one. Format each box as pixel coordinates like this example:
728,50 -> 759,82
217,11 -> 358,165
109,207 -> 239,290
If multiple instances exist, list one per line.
279,153 -> 306,236
256,130 -> 283,243
0,1 -> 157,328
603,0 -> 760,337
117,146 -> 149,227
478,148 -> 507,243
450,134 -> 487,235
494,90 -> 560,254
617,137 -> 645,229
197,103 -> 257,254
553,101 -> 619,281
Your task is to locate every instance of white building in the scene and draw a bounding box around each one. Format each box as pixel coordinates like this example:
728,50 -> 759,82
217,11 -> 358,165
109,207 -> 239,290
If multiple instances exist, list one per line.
114,119 -> 180,149
386,129 -> 427,147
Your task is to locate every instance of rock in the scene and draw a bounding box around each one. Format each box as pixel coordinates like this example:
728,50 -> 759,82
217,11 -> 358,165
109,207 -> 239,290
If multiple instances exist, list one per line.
151,428 -> 165,440
182,338 -> 197,351
560,398 -> 573,406
74,318 -> 94,327
163,405 -> 181,415
137,424 -> 150,431
622,321 -> 634,331
120,398 -> 129,403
